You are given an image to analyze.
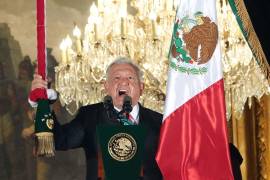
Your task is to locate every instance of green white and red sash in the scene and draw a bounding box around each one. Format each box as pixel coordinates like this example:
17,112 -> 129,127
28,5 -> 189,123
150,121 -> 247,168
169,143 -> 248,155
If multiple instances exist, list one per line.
29,0 -> 55,157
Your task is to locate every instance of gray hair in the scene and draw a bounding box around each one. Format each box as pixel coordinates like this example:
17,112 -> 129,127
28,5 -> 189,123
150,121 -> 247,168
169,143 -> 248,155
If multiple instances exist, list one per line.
105,57 -> 144,82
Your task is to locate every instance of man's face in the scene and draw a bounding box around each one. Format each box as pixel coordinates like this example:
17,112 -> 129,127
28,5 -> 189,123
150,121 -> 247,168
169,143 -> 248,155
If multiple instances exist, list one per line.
104,63 -> 144,109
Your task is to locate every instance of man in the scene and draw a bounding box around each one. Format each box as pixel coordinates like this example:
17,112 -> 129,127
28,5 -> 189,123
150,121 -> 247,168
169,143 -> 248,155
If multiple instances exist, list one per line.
30,57 -> 163,180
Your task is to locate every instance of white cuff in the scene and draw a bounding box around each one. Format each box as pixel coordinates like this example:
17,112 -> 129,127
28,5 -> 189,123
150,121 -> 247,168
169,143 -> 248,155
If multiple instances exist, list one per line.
28,89 -> 58,108
28,98 -> 38,108
47,89 -> 58,101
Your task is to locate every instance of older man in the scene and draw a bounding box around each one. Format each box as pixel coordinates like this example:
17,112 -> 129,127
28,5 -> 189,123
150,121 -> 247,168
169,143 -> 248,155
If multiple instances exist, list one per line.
31,57 -> 163,180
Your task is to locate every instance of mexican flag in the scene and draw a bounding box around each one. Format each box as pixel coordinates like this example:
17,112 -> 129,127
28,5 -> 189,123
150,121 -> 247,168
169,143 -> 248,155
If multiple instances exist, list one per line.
156,0 -> 234,179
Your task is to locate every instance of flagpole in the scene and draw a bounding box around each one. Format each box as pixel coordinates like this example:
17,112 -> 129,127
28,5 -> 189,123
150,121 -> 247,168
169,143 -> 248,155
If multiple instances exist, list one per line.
34,0 -> 55,157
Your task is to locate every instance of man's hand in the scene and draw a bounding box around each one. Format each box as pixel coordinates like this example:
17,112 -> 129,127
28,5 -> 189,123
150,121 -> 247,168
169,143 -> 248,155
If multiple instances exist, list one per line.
31,74 -> 48,91
28,74 -> 57,107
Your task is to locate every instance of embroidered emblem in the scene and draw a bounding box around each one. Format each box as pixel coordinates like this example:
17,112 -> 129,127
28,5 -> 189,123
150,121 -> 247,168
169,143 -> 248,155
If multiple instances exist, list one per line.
170,11 -> 218,74
108,133 -> 137,162
46,118 -> 54,130
42,113 -> 54,130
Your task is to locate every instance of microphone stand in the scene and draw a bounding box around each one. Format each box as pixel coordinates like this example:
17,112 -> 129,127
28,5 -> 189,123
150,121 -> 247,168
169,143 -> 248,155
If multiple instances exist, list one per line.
103,95 -> 117,122
103,95 -> 134,125
118,95 -> 133,125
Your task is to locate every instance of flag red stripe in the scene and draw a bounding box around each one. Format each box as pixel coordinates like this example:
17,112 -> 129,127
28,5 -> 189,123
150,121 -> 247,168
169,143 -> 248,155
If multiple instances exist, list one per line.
156,79 -> 233,180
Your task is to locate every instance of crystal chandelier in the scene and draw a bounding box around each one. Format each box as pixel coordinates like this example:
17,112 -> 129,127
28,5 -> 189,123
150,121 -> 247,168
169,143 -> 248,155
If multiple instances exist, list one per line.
217,0 -> 270,119
55,0 -> 270,118
55,0 -> 177,115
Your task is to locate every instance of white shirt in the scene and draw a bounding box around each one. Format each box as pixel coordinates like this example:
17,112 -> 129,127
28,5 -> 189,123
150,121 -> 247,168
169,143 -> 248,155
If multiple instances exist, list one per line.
114,104 -> 139,124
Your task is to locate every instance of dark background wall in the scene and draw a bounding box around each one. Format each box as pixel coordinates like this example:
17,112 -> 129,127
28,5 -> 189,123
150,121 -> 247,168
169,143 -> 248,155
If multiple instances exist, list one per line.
244,0 -> 270,64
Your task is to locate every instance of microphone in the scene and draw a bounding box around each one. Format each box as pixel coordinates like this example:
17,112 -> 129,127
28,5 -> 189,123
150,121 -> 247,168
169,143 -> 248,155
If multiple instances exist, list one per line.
103,95 -> 113,111
118,95 -> 133,124
116,96 -> 133,125
122,95 -> 133,114
103,95 -> 115,121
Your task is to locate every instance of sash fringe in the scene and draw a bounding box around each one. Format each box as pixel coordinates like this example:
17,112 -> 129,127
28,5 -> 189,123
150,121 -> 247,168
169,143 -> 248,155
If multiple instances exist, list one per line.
35,132 -> 55,157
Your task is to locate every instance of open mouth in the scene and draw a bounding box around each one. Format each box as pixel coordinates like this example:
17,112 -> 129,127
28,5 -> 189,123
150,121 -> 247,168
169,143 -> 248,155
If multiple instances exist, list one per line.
118,90 -> 128,96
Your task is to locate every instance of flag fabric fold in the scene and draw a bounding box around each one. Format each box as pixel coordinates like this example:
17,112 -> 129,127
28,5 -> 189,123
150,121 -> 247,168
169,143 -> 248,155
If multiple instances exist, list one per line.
156,0 -> 234,179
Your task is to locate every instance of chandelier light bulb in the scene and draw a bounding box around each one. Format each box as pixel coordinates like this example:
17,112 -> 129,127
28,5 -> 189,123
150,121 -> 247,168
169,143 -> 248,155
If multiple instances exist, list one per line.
149,10 -> 157,39
90,3 -> 99,17
120,0 -> 127,16
59,39 -> 67,50
119,6 -> 127,17
149,10 -> 157,20
98,0 -> 104,12
73,26 -> 81,38
59,39 -> 67,64
73,26 -> 82,54
65,35 -> 72,48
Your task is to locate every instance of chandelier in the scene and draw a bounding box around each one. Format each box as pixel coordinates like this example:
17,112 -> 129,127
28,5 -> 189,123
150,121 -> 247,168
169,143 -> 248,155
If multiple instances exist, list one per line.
217,0 -> 270,119
55,0 -> 270,118
55,0 -> 177,115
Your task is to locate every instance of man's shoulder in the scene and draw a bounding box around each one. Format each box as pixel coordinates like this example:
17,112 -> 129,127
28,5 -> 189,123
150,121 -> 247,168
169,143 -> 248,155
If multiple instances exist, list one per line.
141,106 -> 162,119
139,105 -> 163,126
78,102 -> 104,113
